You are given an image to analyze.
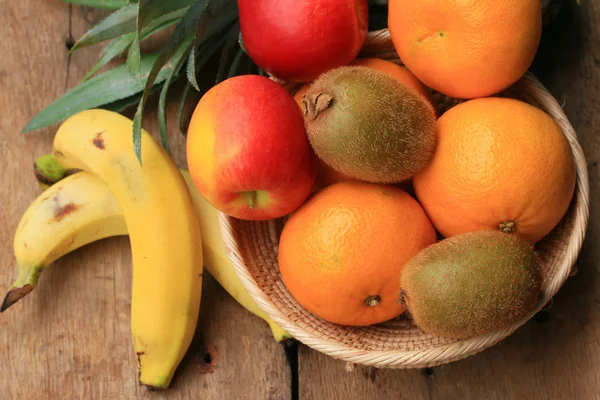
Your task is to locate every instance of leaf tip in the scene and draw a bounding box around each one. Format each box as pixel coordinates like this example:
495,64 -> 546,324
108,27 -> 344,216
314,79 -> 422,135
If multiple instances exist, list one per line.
21,120 -> 38,133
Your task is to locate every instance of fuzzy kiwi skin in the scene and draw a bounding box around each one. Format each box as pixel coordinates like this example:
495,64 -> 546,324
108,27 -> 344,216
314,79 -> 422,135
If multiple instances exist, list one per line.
400,231 -> 542,340
301,65 -> 437,183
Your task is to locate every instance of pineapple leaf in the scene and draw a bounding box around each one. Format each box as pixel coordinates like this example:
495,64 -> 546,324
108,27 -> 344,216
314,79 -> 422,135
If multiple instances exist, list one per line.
215,21 -> 240,84
158,41 -> 193,153
227,47 -> 244,78
132,33 -> 194,163
22,52 -> 176,133
127,0 -> 197,82
126,34 -> 142,85
70,4 -> 138,52
71,3 -> 188,53
189,7 -> 238,90
82,33 -> 135,81
61,0 -> 129,9
177,21 -> 234,136
186,47 -> 200,91
132,0 -> 233,164
101,85 -> 161,113
82,13 -> 181,82
177,81 -> 192,135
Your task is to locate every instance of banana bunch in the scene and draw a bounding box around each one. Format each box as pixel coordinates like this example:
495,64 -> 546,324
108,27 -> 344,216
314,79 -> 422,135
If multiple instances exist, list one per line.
2,109 -> 290,390
15,153 -> 292,344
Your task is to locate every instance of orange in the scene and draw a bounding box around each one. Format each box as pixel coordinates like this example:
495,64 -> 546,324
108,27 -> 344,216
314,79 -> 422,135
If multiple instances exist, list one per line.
278,182 -> 437,326
413,97 -> 576,245
388,0 -> 542,99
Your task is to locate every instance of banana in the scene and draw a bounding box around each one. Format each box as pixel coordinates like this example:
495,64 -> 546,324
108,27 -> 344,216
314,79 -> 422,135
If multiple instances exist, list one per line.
1,172 -> 128,311
6,154 -> 292,342
50,109 -> 203,389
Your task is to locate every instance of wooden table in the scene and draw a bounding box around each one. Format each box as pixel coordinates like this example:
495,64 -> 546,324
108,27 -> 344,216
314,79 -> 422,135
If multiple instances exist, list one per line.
1,1 -> 599,398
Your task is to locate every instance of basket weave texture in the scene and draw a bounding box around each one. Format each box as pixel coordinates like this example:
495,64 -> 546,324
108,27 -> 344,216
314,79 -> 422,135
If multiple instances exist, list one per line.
219,29 -> 590,368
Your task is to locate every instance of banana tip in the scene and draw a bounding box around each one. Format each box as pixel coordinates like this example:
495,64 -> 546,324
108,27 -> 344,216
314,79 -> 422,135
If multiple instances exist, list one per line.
1,285 -> 34,312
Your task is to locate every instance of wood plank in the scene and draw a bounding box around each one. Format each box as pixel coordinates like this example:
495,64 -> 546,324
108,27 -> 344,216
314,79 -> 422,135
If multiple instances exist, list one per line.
299,1 -> 600,398
0,2 -> 291,399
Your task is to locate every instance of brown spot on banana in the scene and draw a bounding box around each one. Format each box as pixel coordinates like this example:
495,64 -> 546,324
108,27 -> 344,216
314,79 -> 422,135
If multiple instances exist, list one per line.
92,131 -> 106,149
53,202 -> 78,222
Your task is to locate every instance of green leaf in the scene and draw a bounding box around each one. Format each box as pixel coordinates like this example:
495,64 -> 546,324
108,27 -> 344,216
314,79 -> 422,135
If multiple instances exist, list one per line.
131,34 -> 195,163
82,14 -> 181,82
215,21 -> 240,84
158,43 -> 191,153
102,93 -> 143,113
22,52 -> 178,133
61,0 -> 129,9
177,81 -> 192,135
100,85 -> 160,112
169,25 -> 231,139
131,0 -> 227,164
70,4 -> 138,52
189,8 -> 238,90
237,31 -> 244,51
126,34 -> 142,85
186,47 -> 200,91
136,0 -> 197,27
71,3 -> 189,52
127,0 -> 197,80
227,47 -> 244,78
82,33 -> 134,81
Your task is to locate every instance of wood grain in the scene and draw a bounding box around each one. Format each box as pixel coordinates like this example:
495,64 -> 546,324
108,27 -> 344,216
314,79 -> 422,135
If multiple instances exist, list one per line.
3,0 -> 600,398
0,2 -> 290,399
299,1 -> 600,399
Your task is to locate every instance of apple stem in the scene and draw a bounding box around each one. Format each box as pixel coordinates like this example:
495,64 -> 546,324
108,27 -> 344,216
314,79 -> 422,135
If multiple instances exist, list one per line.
248,191 -> 256,209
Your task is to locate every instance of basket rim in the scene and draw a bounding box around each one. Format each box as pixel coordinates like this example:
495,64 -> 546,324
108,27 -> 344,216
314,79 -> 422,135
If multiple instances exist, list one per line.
218,29 -> 591,369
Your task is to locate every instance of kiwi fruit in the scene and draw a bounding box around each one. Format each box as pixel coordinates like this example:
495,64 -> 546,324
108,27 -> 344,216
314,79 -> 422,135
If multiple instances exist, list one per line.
400,231 -> 542,340
301,65 -> 437,183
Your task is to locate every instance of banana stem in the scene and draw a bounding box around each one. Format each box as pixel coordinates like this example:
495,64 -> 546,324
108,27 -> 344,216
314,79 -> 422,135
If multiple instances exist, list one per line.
0,264 -> 42,312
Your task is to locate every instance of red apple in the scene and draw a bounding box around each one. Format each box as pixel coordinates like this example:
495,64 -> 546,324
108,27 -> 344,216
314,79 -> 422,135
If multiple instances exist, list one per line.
186,75 -> 317,220
238,0 -> 369,83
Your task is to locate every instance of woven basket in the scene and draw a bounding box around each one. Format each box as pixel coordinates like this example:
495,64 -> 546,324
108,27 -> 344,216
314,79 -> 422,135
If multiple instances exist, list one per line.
219,29 -> 590,369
